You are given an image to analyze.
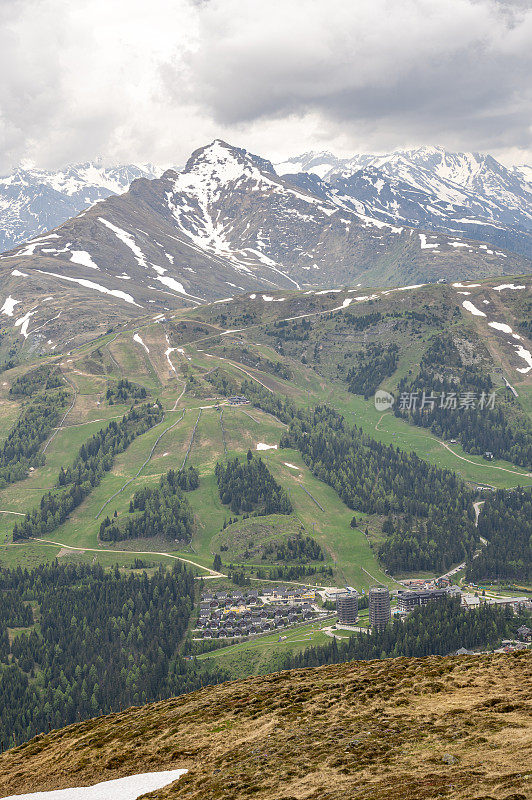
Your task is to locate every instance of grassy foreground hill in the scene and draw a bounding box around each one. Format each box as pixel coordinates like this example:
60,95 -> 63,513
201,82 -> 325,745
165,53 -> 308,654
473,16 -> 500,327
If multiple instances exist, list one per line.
0,652 -> 530,800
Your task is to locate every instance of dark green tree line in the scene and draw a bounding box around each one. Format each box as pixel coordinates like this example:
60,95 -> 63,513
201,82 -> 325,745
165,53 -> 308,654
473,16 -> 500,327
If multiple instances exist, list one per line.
243,383 -> 477,572
9,365 -> 64,398
13,402 -> 163,541
467,488 -> 532,582
99,468 -> 197,543
215,454 -> 293,515
395,334 -> 532,469
0,562 -> 228,748
0,386 -> 70,489
344,343 -> 399,399
106,378 -> 147,404
282,598 -> 518,669
262,533 -> 324,562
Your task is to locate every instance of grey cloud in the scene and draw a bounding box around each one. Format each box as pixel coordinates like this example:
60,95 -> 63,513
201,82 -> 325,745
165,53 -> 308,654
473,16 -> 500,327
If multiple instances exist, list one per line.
175,0 -> 532,155
0,0 -> 530,170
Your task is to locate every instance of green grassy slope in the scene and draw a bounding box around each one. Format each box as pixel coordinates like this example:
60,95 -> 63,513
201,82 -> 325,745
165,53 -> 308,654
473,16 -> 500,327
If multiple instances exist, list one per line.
0,279 -> 529,592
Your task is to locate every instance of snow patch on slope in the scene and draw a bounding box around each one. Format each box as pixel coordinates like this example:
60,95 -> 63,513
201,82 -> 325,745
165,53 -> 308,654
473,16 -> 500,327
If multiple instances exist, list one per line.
1,296 -> 20,316
70,250 -> 99,270
15,310 -> 37,338
35,271 -> 141,306
133,333 -> 149,353
462,300 -> 486,317
98,217 -> 148,267
155,275 -> 201,302
514,345 -> 532,373
488,321 -> 515,335
419,233 -> 439,249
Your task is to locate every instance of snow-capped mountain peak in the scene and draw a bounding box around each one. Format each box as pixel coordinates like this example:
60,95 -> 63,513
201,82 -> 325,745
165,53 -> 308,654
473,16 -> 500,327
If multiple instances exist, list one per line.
180,139 -> 275,186
277,145 -> 532,258
1,139 -> 530,356
166,140 -> 331,276
175,140 -> 276,204
275,151 -> 342,180
0,161 -> 165,253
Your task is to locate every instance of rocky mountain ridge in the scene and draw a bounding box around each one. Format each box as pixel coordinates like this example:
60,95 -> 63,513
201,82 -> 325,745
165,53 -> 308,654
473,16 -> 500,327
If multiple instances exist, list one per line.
0,140 -> 530,353
0,161 -> 164,253
276,145 -> 532,257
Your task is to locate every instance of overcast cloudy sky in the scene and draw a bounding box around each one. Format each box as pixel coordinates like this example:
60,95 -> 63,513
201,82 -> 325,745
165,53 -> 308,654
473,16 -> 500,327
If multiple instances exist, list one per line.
0,0 -> 531,172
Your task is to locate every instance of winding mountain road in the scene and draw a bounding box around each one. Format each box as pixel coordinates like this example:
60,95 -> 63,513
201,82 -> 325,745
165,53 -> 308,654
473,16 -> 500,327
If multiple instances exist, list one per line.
437,439 -> 532,479
31,537 -> 225,578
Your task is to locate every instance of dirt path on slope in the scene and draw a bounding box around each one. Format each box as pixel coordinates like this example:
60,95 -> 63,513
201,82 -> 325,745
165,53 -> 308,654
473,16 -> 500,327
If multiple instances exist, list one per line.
32,537 -> 225,578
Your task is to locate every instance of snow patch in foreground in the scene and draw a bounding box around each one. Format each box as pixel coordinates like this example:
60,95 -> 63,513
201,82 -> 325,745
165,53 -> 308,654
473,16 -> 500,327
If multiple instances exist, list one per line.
453,282 -> 480,288
283,462 -> 299,470
133,333 -> 149,353
2,768 -> 188,800
462,300 -> 486,317
492,283 -> 525,291
256,443 -> 278,450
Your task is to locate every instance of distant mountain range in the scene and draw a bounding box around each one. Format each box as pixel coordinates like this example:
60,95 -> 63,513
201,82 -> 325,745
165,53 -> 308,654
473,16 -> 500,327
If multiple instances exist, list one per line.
2,145 -> 530,262
0,140 -> 530,353
275,146 -> 532,258
0,161 -> 164,252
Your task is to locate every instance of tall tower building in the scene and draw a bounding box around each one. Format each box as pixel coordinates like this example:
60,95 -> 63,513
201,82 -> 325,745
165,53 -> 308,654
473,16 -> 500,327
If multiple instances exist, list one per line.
336,591 -> 358,624
369,586 -> 391,630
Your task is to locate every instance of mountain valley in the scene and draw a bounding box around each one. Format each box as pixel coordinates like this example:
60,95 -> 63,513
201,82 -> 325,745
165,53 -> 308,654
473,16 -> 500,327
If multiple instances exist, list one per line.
0,144 -> 530,799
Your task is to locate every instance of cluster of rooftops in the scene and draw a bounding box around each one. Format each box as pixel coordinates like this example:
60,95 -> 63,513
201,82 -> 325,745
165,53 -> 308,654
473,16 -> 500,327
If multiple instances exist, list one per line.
200,587 -> 317,606
196,588 -> 320,639
456,626 -> 532,656
226,395 -> 250,405
195,604 -> 316,638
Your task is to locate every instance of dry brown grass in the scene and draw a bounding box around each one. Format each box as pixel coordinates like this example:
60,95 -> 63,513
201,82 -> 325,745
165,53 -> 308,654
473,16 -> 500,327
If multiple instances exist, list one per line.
0,653 -> 530,800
